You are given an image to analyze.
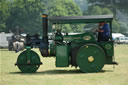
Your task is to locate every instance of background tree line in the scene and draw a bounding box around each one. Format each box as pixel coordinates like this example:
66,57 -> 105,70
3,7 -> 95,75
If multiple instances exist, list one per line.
0,0 -> 128,35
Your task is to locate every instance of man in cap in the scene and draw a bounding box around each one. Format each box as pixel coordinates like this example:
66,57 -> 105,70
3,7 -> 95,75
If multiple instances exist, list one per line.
97,22 -> 110,41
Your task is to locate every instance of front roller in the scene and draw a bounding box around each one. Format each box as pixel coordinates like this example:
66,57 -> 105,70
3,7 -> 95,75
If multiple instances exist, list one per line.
15,47 -> 42,73
77,44 -> 106,73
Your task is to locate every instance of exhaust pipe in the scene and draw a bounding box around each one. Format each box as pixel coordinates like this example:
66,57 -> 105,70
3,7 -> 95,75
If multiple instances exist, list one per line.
39,14 -> 49,57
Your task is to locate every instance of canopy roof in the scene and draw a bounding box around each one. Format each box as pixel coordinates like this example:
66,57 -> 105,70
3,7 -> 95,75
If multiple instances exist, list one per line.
48,15 -> 113,24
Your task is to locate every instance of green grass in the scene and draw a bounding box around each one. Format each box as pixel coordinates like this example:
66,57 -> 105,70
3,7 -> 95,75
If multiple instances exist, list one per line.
0,45 -> 128,85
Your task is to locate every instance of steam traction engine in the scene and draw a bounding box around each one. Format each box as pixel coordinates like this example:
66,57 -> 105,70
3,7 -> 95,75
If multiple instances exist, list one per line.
15,14 -> 117,73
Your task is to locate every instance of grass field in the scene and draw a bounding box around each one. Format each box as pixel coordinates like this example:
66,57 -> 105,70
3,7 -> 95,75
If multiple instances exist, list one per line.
0,45 -> 128,85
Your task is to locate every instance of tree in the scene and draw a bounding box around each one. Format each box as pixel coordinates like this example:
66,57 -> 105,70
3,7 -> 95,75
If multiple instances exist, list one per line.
86,0 -> 128,33
87,6 -> 102,15
73,0 -> 88,12
112,20 -> 120,33
0,0 -> 10,32
47,0 -> 83,32
119,22 -> 128,33
87,0 -> 128,15
85,5 -> 120,33
48,0 -> 82,16
86,5 -> 112,15
6,0 -> 45,34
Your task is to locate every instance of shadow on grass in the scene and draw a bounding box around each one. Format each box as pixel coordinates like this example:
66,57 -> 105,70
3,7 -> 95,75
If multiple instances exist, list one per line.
9,69 -> 113,75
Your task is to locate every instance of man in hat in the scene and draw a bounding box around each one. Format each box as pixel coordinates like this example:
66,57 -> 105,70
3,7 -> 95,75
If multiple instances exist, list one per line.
97,22 -> 110,41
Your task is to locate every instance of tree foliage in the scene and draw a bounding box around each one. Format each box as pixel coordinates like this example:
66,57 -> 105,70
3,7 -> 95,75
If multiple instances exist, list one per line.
73,0 -> 88,12
87,0 -> 128,14
86,0 -> 128,33
85,5 -> 120,33
6,0 -> 45,34
0,0 -> 10,32
1,0 -> 128,34
48,0 -> 82,16
47,0 -> 83,33
0,0 -> 84,33
119,22 -> 128,33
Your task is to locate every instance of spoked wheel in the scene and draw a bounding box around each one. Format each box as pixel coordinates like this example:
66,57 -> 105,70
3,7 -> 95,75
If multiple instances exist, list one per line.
77,44 -> 106,73
16,50 -> 42,73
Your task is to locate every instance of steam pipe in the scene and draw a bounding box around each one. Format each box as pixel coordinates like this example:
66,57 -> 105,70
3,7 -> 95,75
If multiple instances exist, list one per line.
39,14 -> 49,57
42,14 -> 48,43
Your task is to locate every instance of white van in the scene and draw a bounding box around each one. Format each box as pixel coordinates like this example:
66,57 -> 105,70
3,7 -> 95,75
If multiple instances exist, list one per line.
115,37 -> 128,44
0,32 -> 13,48
124,37 -> 128,44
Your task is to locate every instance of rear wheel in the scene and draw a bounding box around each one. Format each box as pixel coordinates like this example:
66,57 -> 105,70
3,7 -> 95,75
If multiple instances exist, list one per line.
77,44 -> 106,73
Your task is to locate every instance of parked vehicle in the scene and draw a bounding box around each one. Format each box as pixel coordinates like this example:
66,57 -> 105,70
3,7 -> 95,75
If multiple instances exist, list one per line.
124,37 -> 128,44
0,32 -> 13,48
8,33 -> 26,52
115,37 -> 128,44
